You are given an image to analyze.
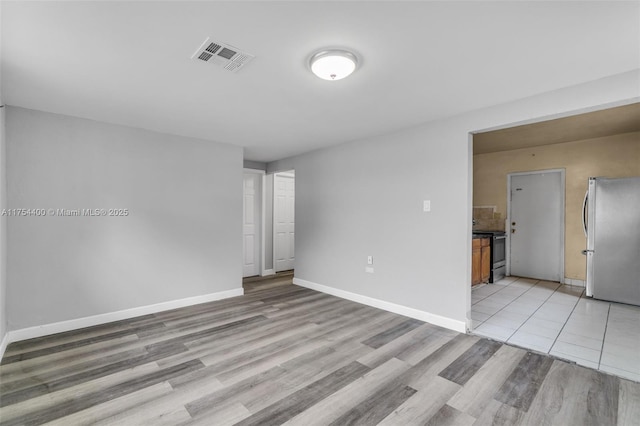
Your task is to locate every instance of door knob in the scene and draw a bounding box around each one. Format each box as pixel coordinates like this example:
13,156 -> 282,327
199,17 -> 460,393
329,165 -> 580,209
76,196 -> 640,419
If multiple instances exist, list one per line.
512,222 -> 516,226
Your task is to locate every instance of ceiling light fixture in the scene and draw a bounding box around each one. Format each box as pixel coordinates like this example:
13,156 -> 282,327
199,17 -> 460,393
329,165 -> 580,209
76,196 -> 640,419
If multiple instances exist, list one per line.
309,49 -> 358,81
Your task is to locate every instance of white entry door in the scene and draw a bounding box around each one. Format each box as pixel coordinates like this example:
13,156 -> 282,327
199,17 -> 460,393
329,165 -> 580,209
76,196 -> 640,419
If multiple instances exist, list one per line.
274,173 -> 295,272
509,170 -> 564,282
243,171 -> 262,277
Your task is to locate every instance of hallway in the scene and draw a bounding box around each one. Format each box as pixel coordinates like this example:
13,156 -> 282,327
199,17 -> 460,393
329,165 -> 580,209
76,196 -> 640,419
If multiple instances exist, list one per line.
243,271 -> 293,294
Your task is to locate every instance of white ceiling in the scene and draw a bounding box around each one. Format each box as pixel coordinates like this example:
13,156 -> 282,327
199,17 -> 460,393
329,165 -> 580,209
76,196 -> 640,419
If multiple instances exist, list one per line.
2,1 -> 639,162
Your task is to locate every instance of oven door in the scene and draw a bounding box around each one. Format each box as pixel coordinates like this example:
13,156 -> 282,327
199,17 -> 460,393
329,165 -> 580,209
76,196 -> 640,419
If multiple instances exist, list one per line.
492,235 -> 506,282
493,235 -> 506,266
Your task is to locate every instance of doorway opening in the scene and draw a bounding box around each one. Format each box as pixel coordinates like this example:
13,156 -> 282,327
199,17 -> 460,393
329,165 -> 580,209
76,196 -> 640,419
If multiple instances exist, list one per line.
469,102 -> 638,343
242,168 -> 295,292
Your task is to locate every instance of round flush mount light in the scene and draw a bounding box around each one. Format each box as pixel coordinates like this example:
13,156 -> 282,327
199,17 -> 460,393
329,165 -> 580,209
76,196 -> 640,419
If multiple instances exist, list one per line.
309,49 -> 358,81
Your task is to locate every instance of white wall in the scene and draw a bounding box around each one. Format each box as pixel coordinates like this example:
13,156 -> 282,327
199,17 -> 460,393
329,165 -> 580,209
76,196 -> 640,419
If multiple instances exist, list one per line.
268,70 -> 640,332
6,107 -> 243,330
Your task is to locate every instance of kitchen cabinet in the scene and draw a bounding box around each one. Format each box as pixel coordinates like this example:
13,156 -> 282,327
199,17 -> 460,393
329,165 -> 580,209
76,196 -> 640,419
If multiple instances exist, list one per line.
472,237 -> 491,286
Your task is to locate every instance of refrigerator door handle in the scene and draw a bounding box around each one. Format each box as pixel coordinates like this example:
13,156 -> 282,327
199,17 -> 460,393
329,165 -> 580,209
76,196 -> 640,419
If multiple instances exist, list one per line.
582,189 -> 589,237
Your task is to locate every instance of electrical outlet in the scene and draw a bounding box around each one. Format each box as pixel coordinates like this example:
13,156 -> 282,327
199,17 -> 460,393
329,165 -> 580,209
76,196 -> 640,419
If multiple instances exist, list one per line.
423,200 -> 431,212
367,256 -> 373,265
365,267 -> 374,273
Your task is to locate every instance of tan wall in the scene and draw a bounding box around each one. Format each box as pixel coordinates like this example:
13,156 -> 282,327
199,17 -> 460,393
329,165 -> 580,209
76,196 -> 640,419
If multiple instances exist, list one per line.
473,131 -> 640,281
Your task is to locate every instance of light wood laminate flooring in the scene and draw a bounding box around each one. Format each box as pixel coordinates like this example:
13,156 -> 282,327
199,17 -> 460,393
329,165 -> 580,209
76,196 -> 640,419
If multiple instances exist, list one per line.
1,281 -> 638,425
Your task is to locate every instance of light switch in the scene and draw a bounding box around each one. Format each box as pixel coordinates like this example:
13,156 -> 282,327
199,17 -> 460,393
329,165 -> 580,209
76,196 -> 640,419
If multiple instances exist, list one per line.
367,256 -> 373,265
423,200 -> 431,212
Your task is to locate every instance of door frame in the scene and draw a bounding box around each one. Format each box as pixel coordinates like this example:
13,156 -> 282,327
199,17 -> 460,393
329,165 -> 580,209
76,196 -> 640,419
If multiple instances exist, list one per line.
243,168 -> 265,277
259,171 -> 270,277
273,171 -> 295,273
506,168 -> 565,282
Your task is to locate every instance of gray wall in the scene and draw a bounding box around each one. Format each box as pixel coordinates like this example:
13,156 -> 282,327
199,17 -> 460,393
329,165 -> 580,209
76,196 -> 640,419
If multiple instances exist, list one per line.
0,0 -> 6,346
243,160 -> 266,171
0,107 -> 6,344
6,107 -> 243,330
269,70 -> 639,328
276,122 -> 471,322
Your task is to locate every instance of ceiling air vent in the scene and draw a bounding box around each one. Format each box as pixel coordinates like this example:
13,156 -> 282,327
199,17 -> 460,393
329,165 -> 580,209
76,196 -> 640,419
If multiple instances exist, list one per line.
191,37 -> 254,73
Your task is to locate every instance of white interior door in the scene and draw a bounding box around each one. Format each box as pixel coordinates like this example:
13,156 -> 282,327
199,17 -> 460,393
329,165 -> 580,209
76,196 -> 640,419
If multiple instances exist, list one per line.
509,170 -> 564,282
243,172 -> 261,277
274,173 -> 295,272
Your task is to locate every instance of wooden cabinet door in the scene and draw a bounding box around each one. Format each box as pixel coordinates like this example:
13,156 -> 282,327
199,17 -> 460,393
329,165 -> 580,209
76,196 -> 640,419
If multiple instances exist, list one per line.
472,239 -> 481,285
481,238 -> 491,283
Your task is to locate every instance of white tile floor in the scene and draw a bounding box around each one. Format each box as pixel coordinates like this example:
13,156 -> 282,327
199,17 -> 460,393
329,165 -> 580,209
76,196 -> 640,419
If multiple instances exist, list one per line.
471,276 -> 640,382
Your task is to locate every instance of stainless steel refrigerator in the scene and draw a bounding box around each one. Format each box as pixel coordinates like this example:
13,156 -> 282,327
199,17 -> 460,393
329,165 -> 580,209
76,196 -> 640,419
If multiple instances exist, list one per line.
582,176 -> 640,306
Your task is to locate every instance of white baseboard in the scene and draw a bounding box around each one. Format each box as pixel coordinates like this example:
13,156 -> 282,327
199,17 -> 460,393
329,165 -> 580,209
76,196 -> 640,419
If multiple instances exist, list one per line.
564,278 -> 586,287
0,332 -> 9,362
2,288 -> 244,353
293,278 -> 467,333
